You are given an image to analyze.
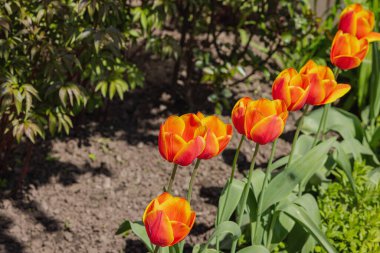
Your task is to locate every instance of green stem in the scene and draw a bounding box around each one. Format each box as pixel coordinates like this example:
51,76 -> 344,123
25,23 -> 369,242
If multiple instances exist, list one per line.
153,245 -> 159,253
321,103 -> 331,141
216,135 -> 245,251
230,143 -> 260,253
265,211 -> 279,249
253,139 -> 278,245
312,104 -> 328,147
187,159 -> 201,202
166,164 -> 178,193
286,105 -> 309,168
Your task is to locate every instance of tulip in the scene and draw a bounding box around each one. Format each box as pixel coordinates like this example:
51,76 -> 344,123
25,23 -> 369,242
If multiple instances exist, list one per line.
300,60 -> 351,105
158,114 -> 206,166
196,112 -> 232,159
330,30 -> 369,70
272,68 -> 310,111
143,192 -> 196,247
232,98 -> 288,145
339,4 -> 380,42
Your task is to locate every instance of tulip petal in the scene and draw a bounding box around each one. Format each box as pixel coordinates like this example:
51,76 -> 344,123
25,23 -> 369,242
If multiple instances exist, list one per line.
299,60 -> 317,75
323,84 -> 351,104
170,222 -> 191,246
143,199 -> 159,223
333,56 -> 361,70
272,77 -> 291,107
356,16 -> 372,39
288,86 -> 307,111
157,192 -> 173,204
158,125 -> 169,161
198,130 -> 219,159
160,197 -> 192,224
173,136 -> 205,166
244,103 -> 265,137
163,116 -> 185,136
250,115 -> 284,145
339,10 -> 357,35
232,97 -> 252,134
144,210 -> 174,247
163,133 -> 187,162
202,115 -> 227,137
180,114 -> 203,142
306,73 -> 325,105
365,32 -> 380,42
216,134 -> 232,155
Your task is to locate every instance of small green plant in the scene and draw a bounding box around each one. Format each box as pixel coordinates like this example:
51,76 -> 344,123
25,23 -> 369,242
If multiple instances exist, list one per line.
316,162 -> 380,253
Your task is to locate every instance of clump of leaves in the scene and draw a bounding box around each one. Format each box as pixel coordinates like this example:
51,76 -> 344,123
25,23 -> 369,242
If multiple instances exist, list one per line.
316,162 -> 380,253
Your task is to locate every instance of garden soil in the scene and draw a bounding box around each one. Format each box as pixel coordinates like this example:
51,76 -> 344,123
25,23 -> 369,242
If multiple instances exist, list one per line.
0,57 -> 299,253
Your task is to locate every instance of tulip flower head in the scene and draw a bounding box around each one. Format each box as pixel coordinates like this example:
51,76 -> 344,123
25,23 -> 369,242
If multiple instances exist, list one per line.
196,112 -> 233,159
143,192 -> 196,247
272,68 -> 310,111
158,114 -> 206,166
300,60 -> 351,105
339,4 -> 380,42
330,30 -> 369,70
232,98 -> 288,145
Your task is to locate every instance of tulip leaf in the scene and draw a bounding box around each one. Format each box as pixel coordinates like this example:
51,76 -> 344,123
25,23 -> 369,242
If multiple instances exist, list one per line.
236,245 -> 269,253
302,107 -> 363,141
261,138 -> 335,212
369,43 -> 380,119
116,220 -> 153,252
358,48 -> 372,109
202,221 -> 241,252
281,204 -> 337,253
216,179 -> 245,224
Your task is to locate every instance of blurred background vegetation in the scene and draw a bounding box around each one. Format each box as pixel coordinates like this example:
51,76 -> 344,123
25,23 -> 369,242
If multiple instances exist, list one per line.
0,0 -> 379,175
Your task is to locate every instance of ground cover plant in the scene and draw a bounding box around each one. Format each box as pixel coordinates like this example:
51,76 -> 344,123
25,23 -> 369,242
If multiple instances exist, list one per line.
117,2 -> 380,253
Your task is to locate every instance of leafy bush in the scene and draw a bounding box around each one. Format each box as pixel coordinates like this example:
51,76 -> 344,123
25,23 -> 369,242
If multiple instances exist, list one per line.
315,162 -> 380,253
0,0 -> 157,163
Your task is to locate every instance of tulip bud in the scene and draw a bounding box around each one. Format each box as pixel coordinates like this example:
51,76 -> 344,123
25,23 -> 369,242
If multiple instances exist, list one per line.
300,60 -> 351,105
330,30 -> 369,70
272,68 -> 310,111
196,113 -> 232,159
158,114 -> 206,166
143,192 -> 196,247
339,4 -> 380,42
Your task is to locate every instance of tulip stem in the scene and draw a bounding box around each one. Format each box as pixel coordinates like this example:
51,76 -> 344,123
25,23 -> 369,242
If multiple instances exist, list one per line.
286,105 -> 309,168
216,135 -> 245,251
312,104 -> 328,147
230,143 -> 260,253
153,246 -> 160,253
253,139 -> 278,245
187,159 -> 201,202
166,164 -> 178,193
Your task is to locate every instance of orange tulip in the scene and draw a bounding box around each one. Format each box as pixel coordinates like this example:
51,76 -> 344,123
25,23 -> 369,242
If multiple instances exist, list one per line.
272,68 -> 310,111
300,60 -> 351,105
158,114 -> 206,166
339,4 -> 380,42
233,98 -> 288,145
330,30 -> 369,70
143,192 -> 196,247
196,112 -> 232,159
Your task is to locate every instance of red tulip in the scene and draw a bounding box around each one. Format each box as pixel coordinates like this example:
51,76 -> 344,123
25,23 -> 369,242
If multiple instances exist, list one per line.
158,114 -> 206,166
231,97 -> 252,135
196,112 -> 232,159
143,192 -> 196,247
272,68 -> 310,111
339,4 -> 380,42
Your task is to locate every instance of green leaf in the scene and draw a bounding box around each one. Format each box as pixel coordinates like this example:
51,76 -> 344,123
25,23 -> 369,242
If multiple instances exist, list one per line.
261,138 -> 335,212
358,49 -> 372,108
303,107 -> 363,140
281,204 -> 337,253
236,245 -> 269,253
217,179 -> 244,224
369,43 -> 380,118
116,220 -> 153,252
203,221 -> 241,251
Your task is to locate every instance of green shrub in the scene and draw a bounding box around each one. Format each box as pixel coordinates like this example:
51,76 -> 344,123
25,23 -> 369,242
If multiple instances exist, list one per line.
315,162 -> 380,253
0,1 -> 159,161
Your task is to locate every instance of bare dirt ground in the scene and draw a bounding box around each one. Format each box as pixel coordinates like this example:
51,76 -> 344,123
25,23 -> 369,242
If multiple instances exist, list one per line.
0,56 -> 298,253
